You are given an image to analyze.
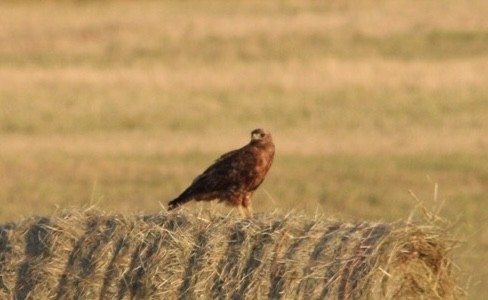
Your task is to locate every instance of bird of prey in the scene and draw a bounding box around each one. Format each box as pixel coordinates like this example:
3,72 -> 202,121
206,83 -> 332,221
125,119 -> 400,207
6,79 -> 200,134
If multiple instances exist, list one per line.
168,128 -> 275,217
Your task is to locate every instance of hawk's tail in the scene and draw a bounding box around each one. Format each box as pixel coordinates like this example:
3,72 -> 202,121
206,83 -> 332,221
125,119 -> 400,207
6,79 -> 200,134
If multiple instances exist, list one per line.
167,196 -> 191,211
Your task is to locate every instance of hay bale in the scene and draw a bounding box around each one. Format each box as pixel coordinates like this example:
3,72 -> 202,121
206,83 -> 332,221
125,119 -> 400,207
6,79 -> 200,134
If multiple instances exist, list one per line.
0,210 -> 460,299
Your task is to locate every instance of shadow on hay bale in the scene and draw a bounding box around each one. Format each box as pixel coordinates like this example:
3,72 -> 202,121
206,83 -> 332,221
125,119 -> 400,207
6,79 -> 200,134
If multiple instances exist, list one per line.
0,210 -> 460,299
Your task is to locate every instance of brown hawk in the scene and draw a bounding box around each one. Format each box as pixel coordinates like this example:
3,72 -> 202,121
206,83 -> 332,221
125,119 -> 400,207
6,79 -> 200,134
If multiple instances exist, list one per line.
168,128 -> 275,217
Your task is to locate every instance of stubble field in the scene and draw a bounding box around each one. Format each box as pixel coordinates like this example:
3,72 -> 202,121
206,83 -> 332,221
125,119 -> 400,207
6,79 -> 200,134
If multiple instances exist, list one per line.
0,0 -> 487,298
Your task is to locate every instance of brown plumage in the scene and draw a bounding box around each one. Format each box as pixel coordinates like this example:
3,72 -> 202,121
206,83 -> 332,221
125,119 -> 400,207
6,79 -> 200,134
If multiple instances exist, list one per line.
168,128 -> 275,217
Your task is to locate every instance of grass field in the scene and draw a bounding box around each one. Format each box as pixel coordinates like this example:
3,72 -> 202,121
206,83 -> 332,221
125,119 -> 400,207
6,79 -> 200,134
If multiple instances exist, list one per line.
0,0 -> 487,298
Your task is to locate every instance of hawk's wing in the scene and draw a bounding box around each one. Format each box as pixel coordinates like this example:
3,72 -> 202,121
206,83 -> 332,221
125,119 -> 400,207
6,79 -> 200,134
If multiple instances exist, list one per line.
180,145 -> 257,199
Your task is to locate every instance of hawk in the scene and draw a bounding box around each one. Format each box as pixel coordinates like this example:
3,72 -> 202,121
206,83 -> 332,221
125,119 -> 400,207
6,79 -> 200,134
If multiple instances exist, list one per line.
168,128 -> 275,217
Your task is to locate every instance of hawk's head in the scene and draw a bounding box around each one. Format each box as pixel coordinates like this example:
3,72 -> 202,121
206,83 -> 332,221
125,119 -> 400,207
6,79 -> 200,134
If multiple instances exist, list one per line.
251,128 -> 272,143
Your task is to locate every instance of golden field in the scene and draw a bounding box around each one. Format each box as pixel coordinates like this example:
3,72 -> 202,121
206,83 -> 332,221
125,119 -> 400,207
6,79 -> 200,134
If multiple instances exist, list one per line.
0,0 -> 487,298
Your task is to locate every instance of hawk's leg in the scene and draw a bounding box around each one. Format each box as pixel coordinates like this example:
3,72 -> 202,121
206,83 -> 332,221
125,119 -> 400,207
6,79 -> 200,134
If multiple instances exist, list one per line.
242,192 -> 253,218
238,206 -> 246,217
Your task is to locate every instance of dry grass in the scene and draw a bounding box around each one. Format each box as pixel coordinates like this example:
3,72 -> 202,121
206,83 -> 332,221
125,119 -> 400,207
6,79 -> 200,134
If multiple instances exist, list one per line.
0,209 -> 461,299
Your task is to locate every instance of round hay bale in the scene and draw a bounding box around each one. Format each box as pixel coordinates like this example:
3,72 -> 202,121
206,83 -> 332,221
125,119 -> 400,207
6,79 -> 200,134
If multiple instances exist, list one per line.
0,210 -> 460,299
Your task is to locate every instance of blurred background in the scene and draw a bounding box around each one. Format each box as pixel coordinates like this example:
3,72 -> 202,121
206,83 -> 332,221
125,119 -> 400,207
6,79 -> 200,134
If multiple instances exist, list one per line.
0,0 -> 486,297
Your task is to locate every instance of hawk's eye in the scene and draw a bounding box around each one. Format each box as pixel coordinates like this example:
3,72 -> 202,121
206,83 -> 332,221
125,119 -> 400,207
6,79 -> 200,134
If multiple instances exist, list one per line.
260,133 -> 265,138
